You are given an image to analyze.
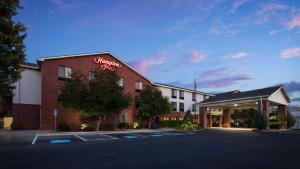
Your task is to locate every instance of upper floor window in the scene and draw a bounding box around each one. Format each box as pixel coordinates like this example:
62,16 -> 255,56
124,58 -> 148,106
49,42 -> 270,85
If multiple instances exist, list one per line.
171,102 -> 177,111
192,104 -> 196,112
192,93 -> 196,101
58,66 -> 72,80
118,78 -> 124,87
135,81 -> 143,90
179,102 -> 184,112
171,89 -> 177,99
179,90 -> 184,100
88,71 -> 95,81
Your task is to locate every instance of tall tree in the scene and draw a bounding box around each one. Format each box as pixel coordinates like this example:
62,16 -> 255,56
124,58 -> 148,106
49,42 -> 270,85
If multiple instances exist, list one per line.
137,86 -> 172,128
58,70 -> 131,131
0,0 -> 26,103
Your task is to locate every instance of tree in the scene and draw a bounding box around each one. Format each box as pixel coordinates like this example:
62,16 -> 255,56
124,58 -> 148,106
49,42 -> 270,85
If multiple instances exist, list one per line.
0,0 -> 26,104
286,110 -> 295,128
183,110 -> 193,124
137,86 -> 172,128
58,70 -> 131,131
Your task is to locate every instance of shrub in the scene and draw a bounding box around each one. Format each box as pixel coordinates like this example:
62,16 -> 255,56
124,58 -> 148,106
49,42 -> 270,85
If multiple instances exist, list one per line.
10,122 -> 24,130
58,122 -> 71,131
250,110 -> 268,130
131,120 -> 142,129
119,122 -> 128,129
80,123 -> 95,131
180,122 -> 198,131
183,110 -> 193,123
287,111 -> 295,128
269,122 -> 282,129
104,123 -> 115,131
156,120 -> 183,128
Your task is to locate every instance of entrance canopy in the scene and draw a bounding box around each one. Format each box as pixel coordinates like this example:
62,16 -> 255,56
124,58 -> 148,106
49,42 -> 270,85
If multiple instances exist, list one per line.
197,85 -> 291,128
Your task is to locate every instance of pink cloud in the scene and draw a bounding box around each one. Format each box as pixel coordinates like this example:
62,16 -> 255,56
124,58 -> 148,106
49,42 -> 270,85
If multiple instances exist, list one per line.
189,50 -> 206,64
286,16 -> 300,29
256,2 -> 287,23
127,51 -> 167,74
280,47 -> 300,59
230,0 -> 249,13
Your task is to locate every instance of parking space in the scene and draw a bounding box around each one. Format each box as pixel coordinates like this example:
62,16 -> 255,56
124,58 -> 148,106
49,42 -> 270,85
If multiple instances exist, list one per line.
32,131 -> 199,145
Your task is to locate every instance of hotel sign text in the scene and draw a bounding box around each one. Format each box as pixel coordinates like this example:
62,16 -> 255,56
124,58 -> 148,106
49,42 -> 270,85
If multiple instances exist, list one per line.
94,57 -> 122,71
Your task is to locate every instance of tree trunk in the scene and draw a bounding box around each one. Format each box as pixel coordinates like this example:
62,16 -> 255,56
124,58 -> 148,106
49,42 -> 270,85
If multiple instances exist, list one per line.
148,117 -> 152,129
96,116 -> 102,131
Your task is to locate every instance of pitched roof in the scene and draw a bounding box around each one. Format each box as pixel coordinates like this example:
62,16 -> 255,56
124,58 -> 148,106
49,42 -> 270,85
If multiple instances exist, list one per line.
200,85 -> 288,104
37,52 -> 152,83
153,82 -> 214,96
21,62 -> 40,70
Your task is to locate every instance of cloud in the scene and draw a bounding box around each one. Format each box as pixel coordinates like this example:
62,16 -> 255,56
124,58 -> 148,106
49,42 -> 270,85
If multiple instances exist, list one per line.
255,2 -> 288,23
230,51 -> 249,59
201,68 -> 229,79
292,97 -> 300,101
230,0 -> 249,13
198,74 -> 254,88
286,16 -> 300,29
198,67 -> 254,88
189,50 -> 206,64
127,51 -> 167,74
208,24 -> 240,36
280,47 -> 300,59
283,81 -> 300,93
51,0 -> 77,9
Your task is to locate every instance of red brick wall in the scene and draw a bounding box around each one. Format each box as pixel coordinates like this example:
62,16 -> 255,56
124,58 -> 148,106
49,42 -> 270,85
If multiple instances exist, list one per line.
40,53 -> 151,130
12,104 -> 40,129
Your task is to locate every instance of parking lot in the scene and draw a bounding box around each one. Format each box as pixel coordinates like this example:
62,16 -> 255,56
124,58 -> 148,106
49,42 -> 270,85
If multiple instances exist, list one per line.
31,131 -> 198,145
1,129 -> 300,169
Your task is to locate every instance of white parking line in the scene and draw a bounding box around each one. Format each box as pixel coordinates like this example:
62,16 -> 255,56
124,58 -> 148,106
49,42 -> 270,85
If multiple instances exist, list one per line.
74,134 -> 87,142
129,133 -> 148,137
96,133 -> 118,140
32,135 -> 39,145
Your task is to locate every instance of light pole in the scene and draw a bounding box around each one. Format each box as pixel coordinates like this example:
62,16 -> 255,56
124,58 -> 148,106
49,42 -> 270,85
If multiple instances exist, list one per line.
53,108 -> 58,131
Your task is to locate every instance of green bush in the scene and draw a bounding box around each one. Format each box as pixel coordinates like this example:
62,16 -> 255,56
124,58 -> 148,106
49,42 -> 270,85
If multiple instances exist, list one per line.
183,110 -> 193,123
287,111 -> 295,128
10,122 -> 24,130
269,122 -> 282,129
131,120 -> 142,129
119,122 -> 128,129
104,123 -> 115,131
58,122 -> 71,131
80,123 -> 95,131
250,110 -> 268,130
156,120 -> 183,128
180,122 -> 198,131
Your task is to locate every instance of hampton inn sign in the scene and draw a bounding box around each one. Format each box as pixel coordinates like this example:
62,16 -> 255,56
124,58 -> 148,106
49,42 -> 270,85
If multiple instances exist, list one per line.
94,57 -> 122,71
9,52 -> 290,130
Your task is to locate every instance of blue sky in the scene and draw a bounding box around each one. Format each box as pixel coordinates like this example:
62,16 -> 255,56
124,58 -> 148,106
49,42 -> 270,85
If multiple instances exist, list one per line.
16,0 -> 300,105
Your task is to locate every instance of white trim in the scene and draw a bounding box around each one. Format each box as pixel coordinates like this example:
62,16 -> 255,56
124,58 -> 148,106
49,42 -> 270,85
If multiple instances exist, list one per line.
153,82 -> 214,96
199,95 -> 270,105
37,51 -> 153,83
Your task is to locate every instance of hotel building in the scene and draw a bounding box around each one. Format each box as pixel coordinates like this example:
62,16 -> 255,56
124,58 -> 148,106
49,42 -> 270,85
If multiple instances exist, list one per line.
10,52 -> 211,130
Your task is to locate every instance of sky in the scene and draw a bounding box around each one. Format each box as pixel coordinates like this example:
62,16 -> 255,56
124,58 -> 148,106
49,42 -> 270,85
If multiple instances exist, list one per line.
16,0 -> 300,106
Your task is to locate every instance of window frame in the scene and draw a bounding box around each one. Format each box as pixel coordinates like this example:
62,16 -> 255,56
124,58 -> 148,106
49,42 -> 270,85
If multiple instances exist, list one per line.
171,89 -> 177,99
179,102 -> 184,112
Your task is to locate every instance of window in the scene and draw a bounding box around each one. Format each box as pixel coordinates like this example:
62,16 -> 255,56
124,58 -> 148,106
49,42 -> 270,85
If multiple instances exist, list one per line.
172,102 -> 177,111
192,104 -> 196,112
171,89 -> 177,99
88,71 -> 95,81
118,78 -> 124,87
58,66 -> 72,79
135,81 -> 143,90
179,90 -> 184,100
192,93 -> 196,101
179,102 -> 184,112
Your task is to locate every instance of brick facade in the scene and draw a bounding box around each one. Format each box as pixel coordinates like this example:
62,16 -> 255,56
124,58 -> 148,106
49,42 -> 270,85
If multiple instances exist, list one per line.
40,53 -> 151,130
12,104 -> 40,129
